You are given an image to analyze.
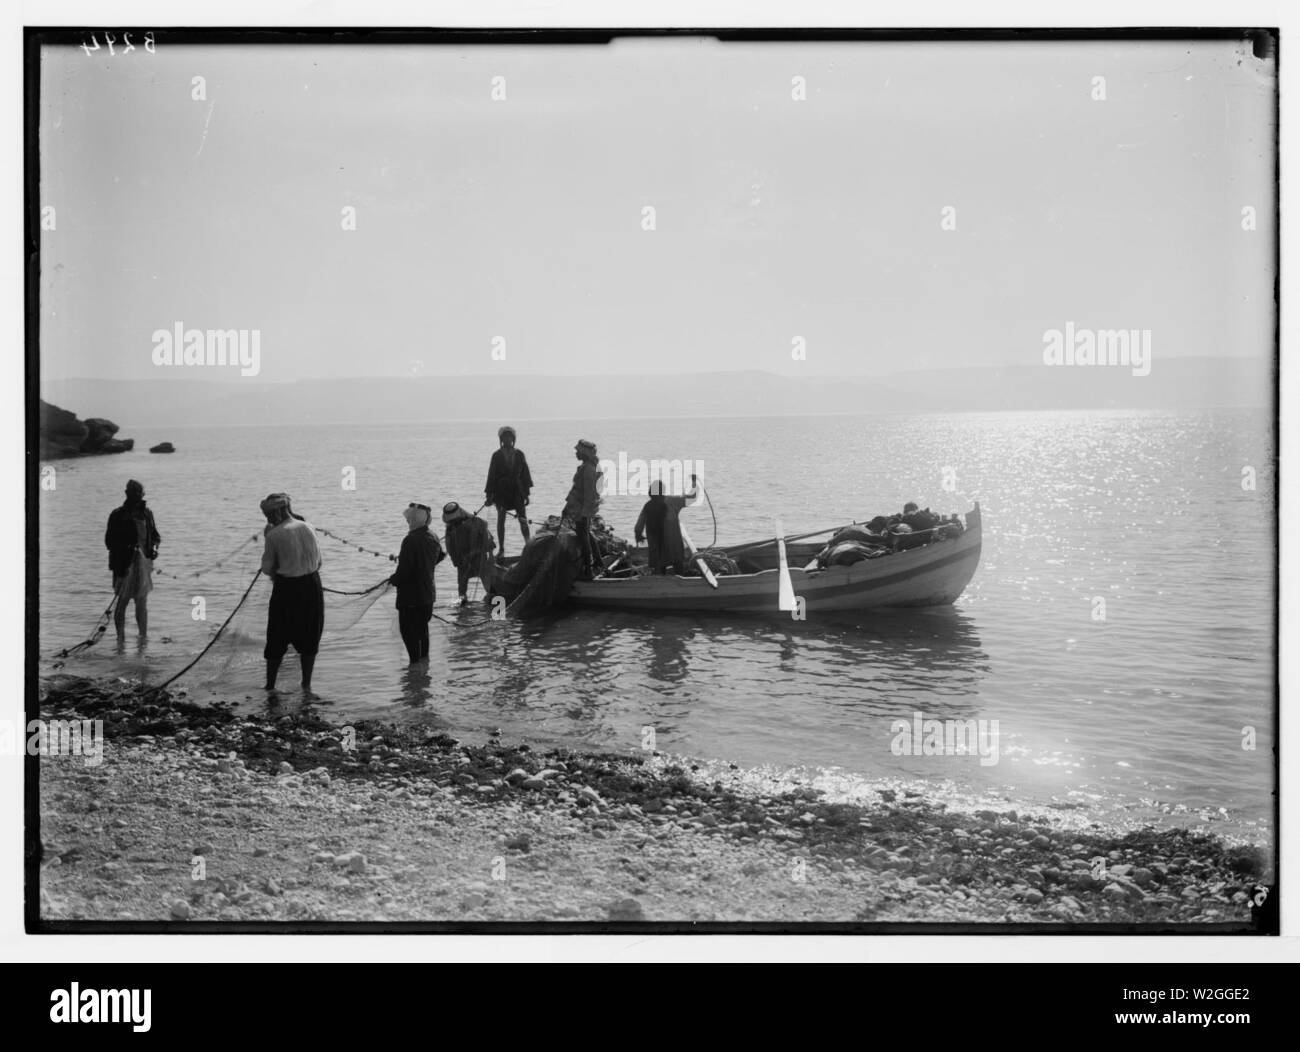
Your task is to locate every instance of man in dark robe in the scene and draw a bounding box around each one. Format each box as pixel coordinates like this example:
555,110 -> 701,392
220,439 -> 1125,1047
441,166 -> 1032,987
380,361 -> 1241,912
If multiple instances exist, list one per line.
442,501 -> 495,605
388,502 -> 445,664
484,426 -> 533,558
104,479 -> 161,640
635,475 -> 699,574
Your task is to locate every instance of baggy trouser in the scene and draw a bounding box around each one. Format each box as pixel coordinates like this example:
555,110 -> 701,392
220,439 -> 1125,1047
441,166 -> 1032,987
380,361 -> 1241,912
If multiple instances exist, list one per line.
573,517 -> 600,577
397,603 -> 433,662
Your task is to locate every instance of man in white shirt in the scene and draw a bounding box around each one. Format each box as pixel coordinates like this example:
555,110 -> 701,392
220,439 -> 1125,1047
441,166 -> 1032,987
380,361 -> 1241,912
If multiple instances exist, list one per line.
260,492 -> 324,696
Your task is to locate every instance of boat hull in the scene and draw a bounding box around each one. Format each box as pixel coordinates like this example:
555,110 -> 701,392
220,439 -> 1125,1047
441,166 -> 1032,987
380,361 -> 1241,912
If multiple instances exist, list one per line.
567,505 -> 982,614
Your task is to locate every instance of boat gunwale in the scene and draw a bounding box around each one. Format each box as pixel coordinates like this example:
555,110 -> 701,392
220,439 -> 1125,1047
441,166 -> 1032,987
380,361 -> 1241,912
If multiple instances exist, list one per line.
571,502 -> 983,590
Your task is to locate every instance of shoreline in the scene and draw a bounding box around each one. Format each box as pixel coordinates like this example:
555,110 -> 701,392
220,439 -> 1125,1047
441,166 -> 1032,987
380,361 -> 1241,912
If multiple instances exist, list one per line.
34,674 -> 1274,929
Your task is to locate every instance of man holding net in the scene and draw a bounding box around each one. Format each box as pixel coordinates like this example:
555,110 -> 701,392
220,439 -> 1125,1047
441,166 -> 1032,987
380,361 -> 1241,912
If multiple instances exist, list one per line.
259,492 -> 324,696
389,502 -> 445,664
104,478 -> 161,642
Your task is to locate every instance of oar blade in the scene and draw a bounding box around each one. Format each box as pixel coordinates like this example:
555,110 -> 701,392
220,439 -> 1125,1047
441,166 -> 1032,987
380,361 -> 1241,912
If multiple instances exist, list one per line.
775,518 -> 797,611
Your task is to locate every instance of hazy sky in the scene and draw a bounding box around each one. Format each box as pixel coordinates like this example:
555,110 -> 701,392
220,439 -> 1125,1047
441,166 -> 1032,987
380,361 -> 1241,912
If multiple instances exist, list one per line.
39,36 -> 1276,382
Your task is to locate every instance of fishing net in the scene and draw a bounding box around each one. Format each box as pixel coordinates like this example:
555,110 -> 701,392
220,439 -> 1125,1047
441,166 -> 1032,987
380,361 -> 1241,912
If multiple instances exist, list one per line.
491,514 -> 647,614
680,548 -> 741,576
495,529 -> 585,614
169,572 -> 397,690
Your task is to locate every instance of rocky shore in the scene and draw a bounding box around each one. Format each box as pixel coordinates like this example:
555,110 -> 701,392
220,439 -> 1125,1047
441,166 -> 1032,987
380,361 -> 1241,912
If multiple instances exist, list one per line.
39,400 -> 135,458
35,675 -> 1273,928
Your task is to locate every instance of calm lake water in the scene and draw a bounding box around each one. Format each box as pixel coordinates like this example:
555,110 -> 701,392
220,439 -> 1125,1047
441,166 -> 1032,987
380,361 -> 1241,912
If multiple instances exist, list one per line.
37,409 -> 1276,841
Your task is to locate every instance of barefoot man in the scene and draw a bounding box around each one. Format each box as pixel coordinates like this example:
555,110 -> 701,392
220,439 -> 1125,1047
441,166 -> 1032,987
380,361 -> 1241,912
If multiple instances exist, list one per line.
104,479 -> 160,641
484,425 -> 533,559
259,492 -> 323,696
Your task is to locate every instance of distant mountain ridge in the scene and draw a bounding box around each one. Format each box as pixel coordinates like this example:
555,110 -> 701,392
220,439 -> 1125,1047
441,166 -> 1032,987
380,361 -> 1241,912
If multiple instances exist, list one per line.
39,357 -> 1272,429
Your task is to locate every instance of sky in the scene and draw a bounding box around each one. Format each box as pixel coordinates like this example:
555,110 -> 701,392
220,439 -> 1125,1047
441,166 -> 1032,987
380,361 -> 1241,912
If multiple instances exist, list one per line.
38,35 -> 1277,383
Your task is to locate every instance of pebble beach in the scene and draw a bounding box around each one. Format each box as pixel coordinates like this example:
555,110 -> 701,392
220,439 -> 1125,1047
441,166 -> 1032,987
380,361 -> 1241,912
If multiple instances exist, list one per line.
34,675 -> 1273,929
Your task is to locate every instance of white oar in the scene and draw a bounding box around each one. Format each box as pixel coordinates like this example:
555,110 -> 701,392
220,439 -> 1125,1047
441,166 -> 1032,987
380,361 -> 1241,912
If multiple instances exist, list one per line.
679,523 -> 718,588
774,518 -> 797,611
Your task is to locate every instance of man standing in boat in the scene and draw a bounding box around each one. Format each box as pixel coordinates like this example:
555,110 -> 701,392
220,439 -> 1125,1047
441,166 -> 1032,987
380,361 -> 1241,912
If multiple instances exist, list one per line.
635,473 -> 699,574
484,425 -> 533,560
562,438 -> 602,579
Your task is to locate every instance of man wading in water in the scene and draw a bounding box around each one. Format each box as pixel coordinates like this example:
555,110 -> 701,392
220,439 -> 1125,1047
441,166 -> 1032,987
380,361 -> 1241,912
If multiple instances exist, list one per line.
442,501 -> 494,606
259,493 -> 324,697
104,479 -> 161,642
484,425 -> 533,560
388,502 -> 445,662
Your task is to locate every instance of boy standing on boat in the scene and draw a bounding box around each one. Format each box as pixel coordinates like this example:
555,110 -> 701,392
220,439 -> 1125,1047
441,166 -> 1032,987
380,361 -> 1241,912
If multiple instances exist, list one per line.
562,439 -> 602,579
484,426 -> 533,559
442,501 -> 495,605
635,474 -> 699,574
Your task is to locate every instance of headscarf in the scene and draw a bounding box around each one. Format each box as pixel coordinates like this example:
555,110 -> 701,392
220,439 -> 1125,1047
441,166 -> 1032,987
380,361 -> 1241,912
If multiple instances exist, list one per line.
576,439 -> 597,460
442,501 -> 469,525
498,426 -> 516,442
125,479 -> 145,498
260,492 -> 290,516
404,503 -> 432,530
648,480 -> 665,498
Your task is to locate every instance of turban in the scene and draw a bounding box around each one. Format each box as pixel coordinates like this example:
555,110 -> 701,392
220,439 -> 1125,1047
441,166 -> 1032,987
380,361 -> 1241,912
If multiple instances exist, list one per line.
442,501 -> 469,524
404,503 -> 431,530
498,426 -> 516,441
260,493 -> 290,515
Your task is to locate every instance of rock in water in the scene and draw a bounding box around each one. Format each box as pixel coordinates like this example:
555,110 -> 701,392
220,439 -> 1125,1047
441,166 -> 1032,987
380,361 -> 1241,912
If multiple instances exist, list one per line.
39,400 -> 135,458
149,442 -> 176,454
39,401 -> 87,457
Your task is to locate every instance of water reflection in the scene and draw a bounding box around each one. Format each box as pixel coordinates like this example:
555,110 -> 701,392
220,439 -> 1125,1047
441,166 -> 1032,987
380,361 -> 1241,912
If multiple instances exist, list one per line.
644,620 -> 694,685
396,663 -> 434,708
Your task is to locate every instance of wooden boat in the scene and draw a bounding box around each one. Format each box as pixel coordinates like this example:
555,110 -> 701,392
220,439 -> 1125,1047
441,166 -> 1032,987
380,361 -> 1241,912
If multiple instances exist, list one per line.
528,503 -> 982,615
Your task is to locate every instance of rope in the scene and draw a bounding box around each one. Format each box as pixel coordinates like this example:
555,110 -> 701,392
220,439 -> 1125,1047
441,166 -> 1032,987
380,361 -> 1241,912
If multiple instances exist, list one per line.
700,483 -> 718,548
153,532 -> 262,582
139,570 -> 264,698
322,579 -> 391,598
432,609 -> 495,629
52,580 -> 126,658
320,574 -> 492,628
315,526 -> 396,562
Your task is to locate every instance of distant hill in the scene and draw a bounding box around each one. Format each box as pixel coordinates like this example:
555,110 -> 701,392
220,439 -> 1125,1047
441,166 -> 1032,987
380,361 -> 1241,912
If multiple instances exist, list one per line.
38,357 -> 1272,429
